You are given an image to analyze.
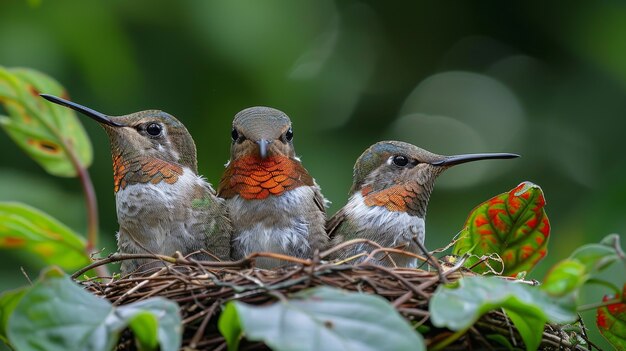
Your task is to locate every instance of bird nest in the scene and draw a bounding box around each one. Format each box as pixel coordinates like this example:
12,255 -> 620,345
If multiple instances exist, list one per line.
78,241 -> 591,351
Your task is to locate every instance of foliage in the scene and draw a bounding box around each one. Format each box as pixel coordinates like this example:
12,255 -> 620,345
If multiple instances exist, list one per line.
1,267 -> 181,351
0,202 -> 90,270
219,286 -> 425,351
597,284 -> 626,350
0,66 -> 92,177
0,66 -> 98,271
452,181 -> 550,276
430,276 -> 577,351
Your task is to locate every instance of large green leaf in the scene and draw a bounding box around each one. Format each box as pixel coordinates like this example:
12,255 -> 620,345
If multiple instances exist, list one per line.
453,181 -> 550,276
430,276 -> 577,351
0,202 -> 90,270
0,66 -> 92,177
597,284 -> 626,351
219,286 -> 425,351
6,268 -> 181,351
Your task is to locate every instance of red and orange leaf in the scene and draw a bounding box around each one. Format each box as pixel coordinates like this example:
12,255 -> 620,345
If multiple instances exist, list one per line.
452,181 -> 550,276
597,284 -> 626,350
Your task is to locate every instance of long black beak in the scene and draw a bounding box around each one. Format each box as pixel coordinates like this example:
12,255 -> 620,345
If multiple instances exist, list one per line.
257,139 -> 271,159
432,153 -> 519,166
40,94 -> 124,127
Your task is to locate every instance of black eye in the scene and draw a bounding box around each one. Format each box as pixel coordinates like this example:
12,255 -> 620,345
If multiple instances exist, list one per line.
285,128 -> 293,141
392,155 -> 409,167
231,128 -> 239,141
146,123 -> 162,136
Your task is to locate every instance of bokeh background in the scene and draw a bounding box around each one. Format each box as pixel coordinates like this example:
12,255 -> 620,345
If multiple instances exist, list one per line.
1,1 -> 625,348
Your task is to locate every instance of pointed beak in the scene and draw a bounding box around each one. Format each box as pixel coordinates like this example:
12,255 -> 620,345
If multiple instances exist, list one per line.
432,153 -> 520,167
257,139 -> 271,159
40,94 -> 124,128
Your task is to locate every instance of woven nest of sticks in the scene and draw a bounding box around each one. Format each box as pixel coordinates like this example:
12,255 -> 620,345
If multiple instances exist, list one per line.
78,240 -> 591,351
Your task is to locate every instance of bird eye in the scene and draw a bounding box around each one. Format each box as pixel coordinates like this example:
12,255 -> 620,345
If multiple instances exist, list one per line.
285,128 -> 294,141
231,128 -> 239,141
146,123 -> 162,136
392,155 -> 409,167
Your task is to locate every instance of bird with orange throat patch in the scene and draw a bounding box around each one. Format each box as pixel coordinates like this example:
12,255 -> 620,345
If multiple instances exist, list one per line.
218,107 -> 328,268
41,94 -> 232,274
327,141 -> 518,267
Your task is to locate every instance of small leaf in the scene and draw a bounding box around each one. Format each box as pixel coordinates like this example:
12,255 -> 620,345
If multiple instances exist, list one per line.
430,276 -> 577,351
571,234 -> 624,273
218,302 -> 242,351
128,312 -> 159,351
453,181 -> 550,275
228,286 -> 424,351
0,287 -> 27,345
6,270 -> 181,351
597,284 -> 626,351
0,66 -> 92,177
0,202 -> 90,271
116,299 -> 182,351
504,308 -> 543,351
541,259 -> 588,297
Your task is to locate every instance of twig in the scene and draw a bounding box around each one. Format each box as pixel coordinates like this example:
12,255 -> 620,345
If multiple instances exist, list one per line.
20,267 -> 32,285
412,235 -> 447,284
189,301 -> 220,348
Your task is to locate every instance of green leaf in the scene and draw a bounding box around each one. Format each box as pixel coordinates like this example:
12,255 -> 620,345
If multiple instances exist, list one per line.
0,202 -> 90,271
6,269 -> 181,351
541,259 -> 588,297
430,276 -> 577,351
504,308 -> 543,351
597,284 -> 626,351
0,66 -> 92,177
116,299 -> 182,351
227,286 -> 424,351
0,287 -> 27,345
569,238 -> 620,273
218,302 -> 242,351
453,181 -> 550,276
128,312 -> 159,351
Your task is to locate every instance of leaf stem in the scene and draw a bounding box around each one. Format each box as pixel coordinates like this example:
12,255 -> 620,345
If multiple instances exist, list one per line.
577,297 -> 622,312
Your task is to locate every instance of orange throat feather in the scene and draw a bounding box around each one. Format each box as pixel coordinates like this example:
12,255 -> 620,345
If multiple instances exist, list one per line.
218,155 -> 314,200
112,155 -> 183,192
361,182 -> 421,213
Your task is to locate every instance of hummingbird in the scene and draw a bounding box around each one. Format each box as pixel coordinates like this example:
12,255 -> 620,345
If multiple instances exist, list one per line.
326,140 -> 518,268
217,107 -> 328,269
40,94 -> 232,274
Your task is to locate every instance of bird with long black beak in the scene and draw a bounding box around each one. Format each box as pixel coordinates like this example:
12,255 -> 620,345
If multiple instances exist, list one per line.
326,140 -> 519,267
40,94 -> 232,274
217,107 -> 328,268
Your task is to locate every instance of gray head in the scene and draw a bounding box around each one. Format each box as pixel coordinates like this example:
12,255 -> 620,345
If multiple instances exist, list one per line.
40,94 -> 198,173
229,106 -> 294,160
351,140 -> 519,196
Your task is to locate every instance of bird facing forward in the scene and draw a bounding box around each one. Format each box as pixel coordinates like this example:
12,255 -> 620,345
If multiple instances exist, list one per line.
218,107 -> 328,268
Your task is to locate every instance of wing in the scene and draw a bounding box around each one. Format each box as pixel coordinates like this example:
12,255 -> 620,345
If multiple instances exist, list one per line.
190,182 -> 232,261
325,206 -> 347,241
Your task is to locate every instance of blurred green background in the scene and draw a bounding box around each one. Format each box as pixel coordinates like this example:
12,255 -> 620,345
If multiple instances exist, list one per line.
1,0 -> 624,348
